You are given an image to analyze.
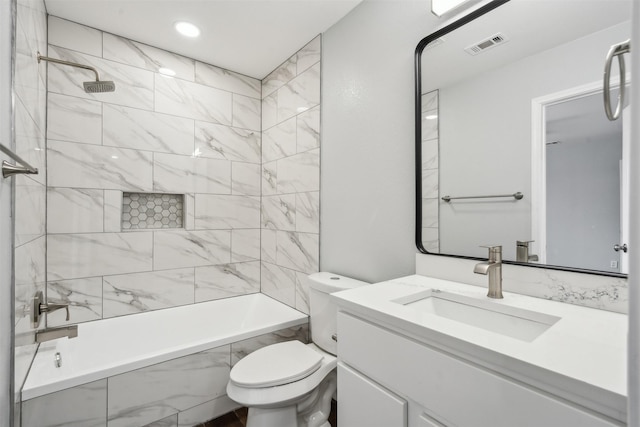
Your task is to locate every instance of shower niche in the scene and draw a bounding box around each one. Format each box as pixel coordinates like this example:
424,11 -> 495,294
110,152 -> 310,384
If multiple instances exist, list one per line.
122,192 -> 184,230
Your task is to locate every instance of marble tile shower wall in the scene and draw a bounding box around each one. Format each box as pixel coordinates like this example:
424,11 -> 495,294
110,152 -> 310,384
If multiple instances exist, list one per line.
421,90 -> 439,252
46,17 -> 264,327
14,0 -> 47,406
260,37 -> 321,314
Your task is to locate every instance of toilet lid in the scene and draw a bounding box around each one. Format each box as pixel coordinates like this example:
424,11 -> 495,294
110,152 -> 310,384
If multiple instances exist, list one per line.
230,341 -> 323,388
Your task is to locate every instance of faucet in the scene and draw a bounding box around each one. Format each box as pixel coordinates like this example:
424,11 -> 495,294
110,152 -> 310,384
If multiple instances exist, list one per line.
474,245 -> 503,299
35,325 -> 78,343
516,240 -> 539,263
31,291 -> 70,328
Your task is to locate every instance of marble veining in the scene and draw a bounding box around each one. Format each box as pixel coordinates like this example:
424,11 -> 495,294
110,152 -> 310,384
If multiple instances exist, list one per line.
47,277 -> 103,327
194,195 -> 260,230
48,188 -> 104,234
195,62 -> 261,99
261,262 -> 297,307
231,229 -> 261,262
230,324 -> 309,366
153,153 -> 231,195
232,94 -> 261,131
276,231 -> 320,274
277,149 -> 320,194
47,92 -> 102,145
231,162 -> 261,196
295,192 -> 320,234
48,16 -> 102,57
153,230 -> 231,269
296,106 -> 320,152
195,262 -> 260,302
195,122 -> 261,163
262,57 -> 297,99
276,62 -> 320,124
262,195 -> 296,231
262,116 -> 296,163
296,36 -> 321,75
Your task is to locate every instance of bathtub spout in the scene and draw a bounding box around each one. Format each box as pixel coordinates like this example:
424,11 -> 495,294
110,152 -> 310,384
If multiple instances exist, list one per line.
35,325 -> 78,343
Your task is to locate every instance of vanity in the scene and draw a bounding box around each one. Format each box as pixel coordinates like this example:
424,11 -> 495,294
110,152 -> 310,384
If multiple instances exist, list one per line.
333,275 -> 627,427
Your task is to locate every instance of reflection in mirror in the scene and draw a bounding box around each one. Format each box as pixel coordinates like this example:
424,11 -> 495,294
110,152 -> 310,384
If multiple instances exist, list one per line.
416,0 -> 631,276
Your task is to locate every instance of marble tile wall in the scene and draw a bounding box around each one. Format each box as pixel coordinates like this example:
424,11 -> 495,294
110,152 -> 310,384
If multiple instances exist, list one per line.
260,37 -> 321,313
21,324 -> 308,427
45,17 -> 263,326
421,90 -> 439,252
13,0 -> 47,412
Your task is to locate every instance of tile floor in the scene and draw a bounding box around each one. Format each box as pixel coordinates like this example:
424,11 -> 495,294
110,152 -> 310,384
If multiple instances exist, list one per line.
201,401 -> 337,426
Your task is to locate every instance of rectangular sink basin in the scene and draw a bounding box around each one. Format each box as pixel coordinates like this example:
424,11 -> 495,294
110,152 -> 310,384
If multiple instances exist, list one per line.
393,289 -> 560,342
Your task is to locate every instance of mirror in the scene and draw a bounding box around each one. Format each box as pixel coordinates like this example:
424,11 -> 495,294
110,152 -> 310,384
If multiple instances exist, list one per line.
415,0 -> 632,276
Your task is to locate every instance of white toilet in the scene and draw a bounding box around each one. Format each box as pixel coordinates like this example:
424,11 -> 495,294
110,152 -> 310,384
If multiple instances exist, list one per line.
226,272 -> 368,427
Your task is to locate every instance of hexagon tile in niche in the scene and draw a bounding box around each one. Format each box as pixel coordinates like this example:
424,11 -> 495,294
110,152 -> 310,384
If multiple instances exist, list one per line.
122,192 -> 184,230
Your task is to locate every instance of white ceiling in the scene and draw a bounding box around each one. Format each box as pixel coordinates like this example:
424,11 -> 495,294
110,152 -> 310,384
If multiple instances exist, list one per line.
44,0 -> 362,79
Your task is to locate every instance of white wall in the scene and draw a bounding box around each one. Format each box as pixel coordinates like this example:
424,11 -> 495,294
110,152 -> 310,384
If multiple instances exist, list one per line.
321,0 -> 440,283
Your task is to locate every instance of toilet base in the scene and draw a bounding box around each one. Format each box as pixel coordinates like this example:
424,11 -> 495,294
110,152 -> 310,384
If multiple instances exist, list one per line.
244,371 -> 336,427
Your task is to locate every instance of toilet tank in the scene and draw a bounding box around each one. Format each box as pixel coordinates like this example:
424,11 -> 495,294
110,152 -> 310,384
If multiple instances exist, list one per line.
307,272 -> 369,355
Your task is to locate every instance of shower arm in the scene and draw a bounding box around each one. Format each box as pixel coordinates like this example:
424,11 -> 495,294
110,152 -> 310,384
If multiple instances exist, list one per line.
37,52 -> 101,81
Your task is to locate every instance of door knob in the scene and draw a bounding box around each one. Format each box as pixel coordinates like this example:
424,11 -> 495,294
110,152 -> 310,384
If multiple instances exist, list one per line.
613,243 -> 628,253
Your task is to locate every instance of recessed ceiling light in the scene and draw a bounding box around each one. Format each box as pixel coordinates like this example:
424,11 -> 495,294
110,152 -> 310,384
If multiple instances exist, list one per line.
159,67 -> 176,77
174,21 -> 200,38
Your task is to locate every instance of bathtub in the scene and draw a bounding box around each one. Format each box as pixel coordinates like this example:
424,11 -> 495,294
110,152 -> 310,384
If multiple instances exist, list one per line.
21,293 -> 308,427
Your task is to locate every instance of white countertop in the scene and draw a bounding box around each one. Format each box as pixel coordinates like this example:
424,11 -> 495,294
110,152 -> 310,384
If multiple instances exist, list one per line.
333,275 -> 627,421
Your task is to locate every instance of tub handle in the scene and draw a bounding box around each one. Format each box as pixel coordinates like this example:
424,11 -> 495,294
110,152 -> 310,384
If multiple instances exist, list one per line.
331,334 -> 337,342
31,291 -> 70,328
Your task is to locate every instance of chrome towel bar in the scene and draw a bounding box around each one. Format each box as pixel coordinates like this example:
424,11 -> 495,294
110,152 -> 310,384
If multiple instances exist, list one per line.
441,192 -> 523,202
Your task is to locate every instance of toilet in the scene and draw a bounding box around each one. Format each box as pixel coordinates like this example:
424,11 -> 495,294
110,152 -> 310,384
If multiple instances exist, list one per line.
226,272 -> 368,427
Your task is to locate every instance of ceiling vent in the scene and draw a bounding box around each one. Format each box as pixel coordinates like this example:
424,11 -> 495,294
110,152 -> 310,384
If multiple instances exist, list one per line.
464,33 -> 509,56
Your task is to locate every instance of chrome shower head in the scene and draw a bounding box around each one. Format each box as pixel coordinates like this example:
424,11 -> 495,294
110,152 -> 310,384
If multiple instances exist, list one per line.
37,52 -> 116,93
83,80 -> 116,93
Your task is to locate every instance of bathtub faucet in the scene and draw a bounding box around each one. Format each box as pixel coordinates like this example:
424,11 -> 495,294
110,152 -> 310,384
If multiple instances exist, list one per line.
35,325 -> 78,343
31,290 -> 70,328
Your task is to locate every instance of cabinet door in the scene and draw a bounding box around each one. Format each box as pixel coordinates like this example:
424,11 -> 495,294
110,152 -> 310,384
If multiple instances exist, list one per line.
338,362 -> 407,427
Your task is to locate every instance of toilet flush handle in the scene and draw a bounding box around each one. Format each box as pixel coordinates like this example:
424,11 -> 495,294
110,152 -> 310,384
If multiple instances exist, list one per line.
331,334 -> 337,342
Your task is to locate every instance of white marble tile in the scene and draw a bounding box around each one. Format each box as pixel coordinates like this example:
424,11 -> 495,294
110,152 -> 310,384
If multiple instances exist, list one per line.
194,195 -> 260,229
231,229 -> 260,262
295,192 -> 320,234
296,36 -> 321,74
195,261 -> 260,302
422,168 -> 439,199
262,57 -> 296,99
177,396 -> 239,427
277,62 -> 320,123
422,108 -> 439,141
422,198 -> 439,228
103,269 -> 195,318
232,162 -> 261,196
104,190 -> 122,232
421,90 -> 438,112
261,262 -> 296,307
47,46 -> 154,110
22,379 -> 107,427
15,177 -> 45,246
145,415 -> 178,427
276,231 -> 319,274
103,33 -> 195,81
261,230 -> 277,265
153,153 -> 231,195
295,271 -> 310,314
262,92 -> 278,130
232,94 -> 261,131
47,93 -> 102,145
262,161 -> 278,196
422,139 -> 439,170
48,140 -> 153,191
262,194 -> 296,231
104,104 -> 194,155
46,277 -> 103,326
48,188 -> 104,234
48,233 -> 153,280
48,16 -> 102,56
153,230 -> 231,269
230,324 -> 309,366
262,116 -> 296,163
195,62 -> 260,98
297,106 -> 320,153
14,97 -> 46,185
185,194 -> 195,231
14,237 -> 46,328
194,121 -> 260,163
108,347 -> 230,427
277,149 -> 320,194
155,74 -> 232,124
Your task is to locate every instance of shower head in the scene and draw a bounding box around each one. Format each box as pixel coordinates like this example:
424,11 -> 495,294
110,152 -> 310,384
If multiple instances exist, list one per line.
83,80 -> 116,93
37,52 -> 116,93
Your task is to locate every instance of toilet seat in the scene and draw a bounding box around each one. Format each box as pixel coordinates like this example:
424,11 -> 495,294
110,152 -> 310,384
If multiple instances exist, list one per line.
227,343 -> 337,408
230,341 -> 323,388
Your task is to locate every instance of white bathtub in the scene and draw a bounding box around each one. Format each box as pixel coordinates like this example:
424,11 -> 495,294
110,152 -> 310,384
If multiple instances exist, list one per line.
23,293 -> 308,401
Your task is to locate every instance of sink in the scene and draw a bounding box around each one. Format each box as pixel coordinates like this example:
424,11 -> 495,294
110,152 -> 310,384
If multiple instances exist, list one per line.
393,289 -> 560,342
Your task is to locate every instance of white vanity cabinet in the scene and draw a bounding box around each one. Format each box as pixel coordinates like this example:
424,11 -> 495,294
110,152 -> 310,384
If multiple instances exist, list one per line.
337,311 -> 622,427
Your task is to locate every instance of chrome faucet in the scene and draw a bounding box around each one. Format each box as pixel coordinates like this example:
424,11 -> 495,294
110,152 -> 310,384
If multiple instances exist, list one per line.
35,325 -> 78,343
474,245 -> 503,299
31,291 -> 70,328
516,240 -> 539,263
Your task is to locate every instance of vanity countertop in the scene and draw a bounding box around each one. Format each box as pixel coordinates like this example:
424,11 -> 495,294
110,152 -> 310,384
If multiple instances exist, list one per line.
333,275 -> 627,421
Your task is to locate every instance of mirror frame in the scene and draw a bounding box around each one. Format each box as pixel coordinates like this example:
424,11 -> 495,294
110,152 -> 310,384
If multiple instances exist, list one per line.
414,0 -> 626,278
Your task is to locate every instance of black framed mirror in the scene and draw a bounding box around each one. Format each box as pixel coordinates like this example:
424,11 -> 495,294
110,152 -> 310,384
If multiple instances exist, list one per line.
415,0 -> 632,277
